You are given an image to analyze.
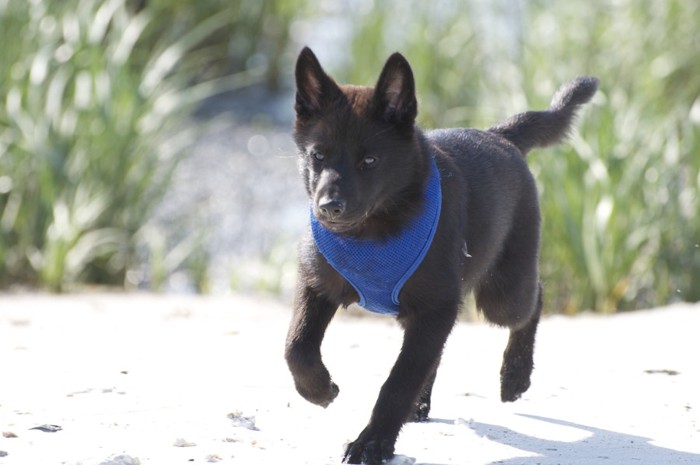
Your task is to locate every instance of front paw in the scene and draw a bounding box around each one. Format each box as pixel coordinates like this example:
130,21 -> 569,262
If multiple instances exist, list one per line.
294,376 -> 339,408
286,347 -> 340,407
343,426 -> 395,465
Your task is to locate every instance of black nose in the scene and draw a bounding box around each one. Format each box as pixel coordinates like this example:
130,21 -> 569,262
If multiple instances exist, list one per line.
318,198 -> 346,220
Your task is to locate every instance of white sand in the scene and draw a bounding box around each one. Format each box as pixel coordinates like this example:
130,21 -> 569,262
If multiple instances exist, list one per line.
1,294 -> 698,464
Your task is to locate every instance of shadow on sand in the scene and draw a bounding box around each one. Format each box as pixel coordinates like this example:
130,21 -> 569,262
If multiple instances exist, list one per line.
470,414 -> 700,465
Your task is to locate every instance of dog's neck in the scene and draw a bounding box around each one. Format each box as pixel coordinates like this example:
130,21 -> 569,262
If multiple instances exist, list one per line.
310,156 -> 442,314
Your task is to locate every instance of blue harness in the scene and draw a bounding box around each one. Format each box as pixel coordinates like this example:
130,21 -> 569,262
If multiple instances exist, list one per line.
310,158 -> 442,315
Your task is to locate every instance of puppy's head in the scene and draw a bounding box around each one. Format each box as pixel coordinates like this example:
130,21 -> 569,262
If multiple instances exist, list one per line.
293,47 -> 426,237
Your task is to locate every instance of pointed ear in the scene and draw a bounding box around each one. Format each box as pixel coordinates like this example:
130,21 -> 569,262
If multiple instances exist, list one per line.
294,47 -> 341,119
373,53 -> 417,127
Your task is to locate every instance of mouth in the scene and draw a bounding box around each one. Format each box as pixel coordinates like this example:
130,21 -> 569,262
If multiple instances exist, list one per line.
316,218 -> 359,234
312,208 -> 366,234
312,203 -> 375,234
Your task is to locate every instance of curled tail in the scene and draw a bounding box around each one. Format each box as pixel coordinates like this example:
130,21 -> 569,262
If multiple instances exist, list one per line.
488,76 -> 599,156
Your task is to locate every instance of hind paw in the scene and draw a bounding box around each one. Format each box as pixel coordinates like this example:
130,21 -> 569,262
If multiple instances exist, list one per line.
500,358 -> 533,402
500,371 -> 531,402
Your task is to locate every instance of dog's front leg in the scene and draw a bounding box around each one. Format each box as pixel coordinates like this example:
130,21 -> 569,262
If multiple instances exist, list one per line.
413,362 -> 439,422
285,283 -> 339,408
344,308 -> 457,465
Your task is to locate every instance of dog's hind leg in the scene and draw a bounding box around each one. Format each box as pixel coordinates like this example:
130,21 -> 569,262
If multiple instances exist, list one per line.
476,272 -> 542,402
499,282 -> 542,401
475,216 -> 543,402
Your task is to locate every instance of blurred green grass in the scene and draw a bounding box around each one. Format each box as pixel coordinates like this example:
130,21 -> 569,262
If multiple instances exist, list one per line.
0,0 -> 300,291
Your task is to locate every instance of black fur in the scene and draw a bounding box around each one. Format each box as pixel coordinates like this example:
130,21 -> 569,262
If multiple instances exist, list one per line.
285,47 -> 598,465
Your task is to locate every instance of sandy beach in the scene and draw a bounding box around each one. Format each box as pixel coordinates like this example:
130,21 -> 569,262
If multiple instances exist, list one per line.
1,293 -> 698,464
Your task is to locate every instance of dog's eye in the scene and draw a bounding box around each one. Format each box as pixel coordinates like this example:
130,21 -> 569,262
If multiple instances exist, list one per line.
310,151 -> 325,162
361,156 -> 377,168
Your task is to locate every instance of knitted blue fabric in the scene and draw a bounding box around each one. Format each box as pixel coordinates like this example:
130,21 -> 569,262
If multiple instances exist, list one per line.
310,158 -> 442,315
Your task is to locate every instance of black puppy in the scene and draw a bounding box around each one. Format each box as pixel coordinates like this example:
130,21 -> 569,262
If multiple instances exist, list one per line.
285,47 -> 598,464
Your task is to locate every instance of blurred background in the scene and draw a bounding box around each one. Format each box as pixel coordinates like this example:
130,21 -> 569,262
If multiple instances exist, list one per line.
0,0 -> 698,314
